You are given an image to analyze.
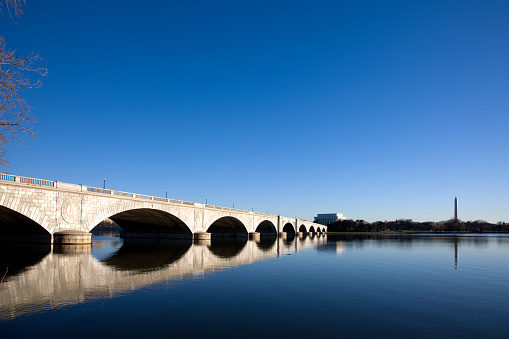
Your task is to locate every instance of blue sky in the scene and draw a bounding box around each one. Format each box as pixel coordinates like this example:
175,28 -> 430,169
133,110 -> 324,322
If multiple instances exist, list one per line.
1,0 -> 508,223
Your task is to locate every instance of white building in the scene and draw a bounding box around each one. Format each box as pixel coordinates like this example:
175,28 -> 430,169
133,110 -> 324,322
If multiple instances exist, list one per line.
314,213 -> 346,225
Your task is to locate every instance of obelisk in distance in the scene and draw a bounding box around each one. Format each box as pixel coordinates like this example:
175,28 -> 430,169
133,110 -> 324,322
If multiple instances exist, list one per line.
454,197 -> 458,221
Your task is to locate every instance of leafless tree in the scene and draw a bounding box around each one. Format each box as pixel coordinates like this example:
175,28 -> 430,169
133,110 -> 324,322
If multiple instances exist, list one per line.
0,0 -> 46,166
1,0 -> 25,19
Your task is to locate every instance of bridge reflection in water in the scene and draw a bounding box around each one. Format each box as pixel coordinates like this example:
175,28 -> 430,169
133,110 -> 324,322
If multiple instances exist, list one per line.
0,233 -> 326,320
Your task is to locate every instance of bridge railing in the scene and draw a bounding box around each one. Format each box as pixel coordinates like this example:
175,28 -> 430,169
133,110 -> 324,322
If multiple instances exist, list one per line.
84,185 -> 271,216
205,204 -> 253,214
0,174 -> 15,182
0,174 -> 55,187
0,173 -> 282,220
85,186 -> 197,207
88,187 -> 112,195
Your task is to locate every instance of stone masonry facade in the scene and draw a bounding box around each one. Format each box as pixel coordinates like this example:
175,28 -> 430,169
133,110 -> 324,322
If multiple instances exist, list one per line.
0,175 -> 326,238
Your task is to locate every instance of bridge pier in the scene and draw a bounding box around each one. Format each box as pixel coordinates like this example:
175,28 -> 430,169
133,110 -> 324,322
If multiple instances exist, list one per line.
194,231 -> 211,240
53,230 -> 91,245
53,244 -> 91,254
249,232 -> 260,239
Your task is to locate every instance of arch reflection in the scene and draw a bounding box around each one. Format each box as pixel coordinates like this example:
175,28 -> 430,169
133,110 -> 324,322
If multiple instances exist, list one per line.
255,236 -> 277,252
0,242 -> 51,279
208,237 -> 248,259
103,238 -> 192,272
0,234 -> 326,320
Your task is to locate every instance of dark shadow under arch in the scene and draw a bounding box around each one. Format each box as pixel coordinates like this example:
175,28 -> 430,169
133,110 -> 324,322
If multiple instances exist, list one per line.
0,206 -> 51,243
207,216 -> 248,238
255,220 -> 277,236
299,225 -> 307,233
309,226 -> 316,233
282,223 -> 295,235
107,208 -> 192,239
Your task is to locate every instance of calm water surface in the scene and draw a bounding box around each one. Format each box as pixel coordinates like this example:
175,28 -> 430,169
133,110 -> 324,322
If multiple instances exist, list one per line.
1,233 -> 509,338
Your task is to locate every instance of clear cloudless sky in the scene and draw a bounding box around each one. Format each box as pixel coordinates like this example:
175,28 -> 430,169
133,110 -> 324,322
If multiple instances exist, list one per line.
1,0 -> 508,223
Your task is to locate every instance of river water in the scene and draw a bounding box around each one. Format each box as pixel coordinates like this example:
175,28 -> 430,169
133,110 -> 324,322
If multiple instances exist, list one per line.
1,233 -> 509,338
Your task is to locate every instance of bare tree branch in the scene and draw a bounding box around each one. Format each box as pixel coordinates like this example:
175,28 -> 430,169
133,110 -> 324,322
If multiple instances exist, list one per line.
0,1 -> 46,166
0,0 -> 26,20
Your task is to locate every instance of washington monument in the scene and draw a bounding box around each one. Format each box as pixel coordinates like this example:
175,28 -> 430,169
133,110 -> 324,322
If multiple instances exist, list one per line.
454,197 -> 458,221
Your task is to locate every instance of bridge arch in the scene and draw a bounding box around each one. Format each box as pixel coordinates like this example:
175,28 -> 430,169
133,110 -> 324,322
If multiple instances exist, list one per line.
0,206 -> 51,242
316,227 -> 322,233
309,226 -> 316,233
85,201 -> 195,234
207,216 -> 248,238
104,208 -> 192,238
255,220 -> 277,236
282,223 -> 295,235
298,224 -> 307,233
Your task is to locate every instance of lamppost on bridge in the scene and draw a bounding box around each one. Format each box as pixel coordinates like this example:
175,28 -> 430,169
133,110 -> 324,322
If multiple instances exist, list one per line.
166,190 -> 168,199
103,178 -> 105,189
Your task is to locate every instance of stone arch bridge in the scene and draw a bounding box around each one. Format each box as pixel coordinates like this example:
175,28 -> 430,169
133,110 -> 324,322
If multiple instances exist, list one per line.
0,174 -> 326,243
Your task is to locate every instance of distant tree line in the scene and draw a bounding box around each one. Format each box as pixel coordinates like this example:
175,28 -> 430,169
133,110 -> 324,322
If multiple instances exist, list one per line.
327,219 -> 509,233
96,218 -> 120,228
